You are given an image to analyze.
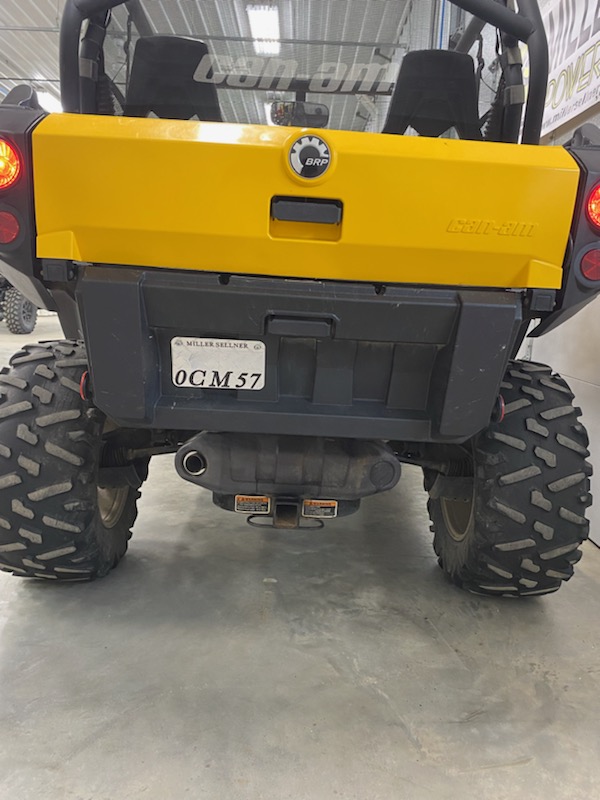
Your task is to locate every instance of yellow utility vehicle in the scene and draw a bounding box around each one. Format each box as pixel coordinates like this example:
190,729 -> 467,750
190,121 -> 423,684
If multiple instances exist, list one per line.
0,0 -> 597,595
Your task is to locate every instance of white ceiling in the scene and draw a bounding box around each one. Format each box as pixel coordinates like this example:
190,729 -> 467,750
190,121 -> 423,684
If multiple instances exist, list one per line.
0,0 -> 66,107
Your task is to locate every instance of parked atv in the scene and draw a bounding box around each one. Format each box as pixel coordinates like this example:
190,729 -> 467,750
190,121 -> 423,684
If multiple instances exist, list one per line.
0,278 -> 37,334
0,0 -> 596,597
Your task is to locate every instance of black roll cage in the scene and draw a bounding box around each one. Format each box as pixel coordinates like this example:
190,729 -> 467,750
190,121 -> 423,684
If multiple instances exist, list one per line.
59,0 -> 548,145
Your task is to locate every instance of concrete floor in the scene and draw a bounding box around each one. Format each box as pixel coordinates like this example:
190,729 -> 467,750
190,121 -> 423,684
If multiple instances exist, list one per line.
0,316 -> 600,800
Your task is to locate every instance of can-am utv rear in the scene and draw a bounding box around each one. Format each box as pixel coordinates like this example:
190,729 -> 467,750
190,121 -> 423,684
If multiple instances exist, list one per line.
0,0 -> 597,596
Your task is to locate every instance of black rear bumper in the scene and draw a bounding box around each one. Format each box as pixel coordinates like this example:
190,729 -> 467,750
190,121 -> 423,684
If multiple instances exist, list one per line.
75,266 -> 523,442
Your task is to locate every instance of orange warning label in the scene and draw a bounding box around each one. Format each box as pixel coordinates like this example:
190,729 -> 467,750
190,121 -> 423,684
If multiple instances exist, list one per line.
302,499 -> 338,519
235,495 -> 271,514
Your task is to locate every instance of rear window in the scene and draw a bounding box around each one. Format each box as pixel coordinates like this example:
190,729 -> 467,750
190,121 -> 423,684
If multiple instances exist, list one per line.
103,0 -> 503,135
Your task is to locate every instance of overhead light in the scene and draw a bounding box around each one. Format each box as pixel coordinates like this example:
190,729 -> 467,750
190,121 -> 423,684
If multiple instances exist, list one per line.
37,91 -> 63,114
246,5 -> 281,55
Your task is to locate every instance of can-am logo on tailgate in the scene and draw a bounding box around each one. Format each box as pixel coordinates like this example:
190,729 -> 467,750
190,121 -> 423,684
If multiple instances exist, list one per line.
289,136 -> 331,179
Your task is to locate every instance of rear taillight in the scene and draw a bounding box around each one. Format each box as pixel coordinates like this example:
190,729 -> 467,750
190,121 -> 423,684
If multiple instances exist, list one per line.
587,183 -> 600,231
581,249 -> 600,281
0,139 -> 21,190
0,210 -> 20,244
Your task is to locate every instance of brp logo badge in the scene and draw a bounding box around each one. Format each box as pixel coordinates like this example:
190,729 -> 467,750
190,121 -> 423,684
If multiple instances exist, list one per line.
289,136 -> 331,179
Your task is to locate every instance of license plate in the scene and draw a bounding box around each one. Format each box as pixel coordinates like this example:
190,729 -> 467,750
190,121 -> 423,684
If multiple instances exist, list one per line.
171,337 -> 266,390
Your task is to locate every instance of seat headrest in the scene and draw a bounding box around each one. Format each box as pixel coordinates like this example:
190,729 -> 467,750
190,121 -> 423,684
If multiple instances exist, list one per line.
124,36 -> 222,122
383,50 -> 482,140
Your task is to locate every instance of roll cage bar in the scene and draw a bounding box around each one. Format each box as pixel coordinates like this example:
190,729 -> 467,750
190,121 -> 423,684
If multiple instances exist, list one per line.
59,0 -> 548,145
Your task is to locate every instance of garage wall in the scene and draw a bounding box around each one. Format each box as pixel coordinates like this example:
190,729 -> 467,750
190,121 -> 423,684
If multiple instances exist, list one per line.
529,302 -> 600,544
543,106 -> 600,146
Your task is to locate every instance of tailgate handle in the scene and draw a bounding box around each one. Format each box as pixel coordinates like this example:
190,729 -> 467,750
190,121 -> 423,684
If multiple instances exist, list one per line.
271,196 -> 343,225
266,314 -> 335,338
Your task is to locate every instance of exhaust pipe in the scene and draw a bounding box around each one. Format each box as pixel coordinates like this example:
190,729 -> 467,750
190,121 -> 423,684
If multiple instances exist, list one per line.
181,450 -> 207,477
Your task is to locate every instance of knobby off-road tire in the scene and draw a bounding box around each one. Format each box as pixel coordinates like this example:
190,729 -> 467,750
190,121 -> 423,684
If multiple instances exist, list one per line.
0,341 -> 146,581
427,360 -> 592,597
4,287 -> 37,335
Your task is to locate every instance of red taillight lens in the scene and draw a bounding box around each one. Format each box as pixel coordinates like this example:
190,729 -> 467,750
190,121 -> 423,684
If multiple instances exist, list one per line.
587,184 -> 600,230
0,139 -> 21,190
581,249 -> 600,281
0,210 -> 20,244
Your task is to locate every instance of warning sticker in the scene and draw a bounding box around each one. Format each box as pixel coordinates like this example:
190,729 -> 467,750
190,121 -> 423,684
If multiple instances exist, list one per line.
235,495 -> 271,514
302,500 -> 338,519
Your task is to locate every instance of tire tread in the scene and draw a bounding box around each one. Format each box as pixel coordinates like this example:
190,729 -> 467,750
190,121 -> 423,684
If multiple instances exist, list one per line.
0,341 -> 144,581
428,360 -> 592,597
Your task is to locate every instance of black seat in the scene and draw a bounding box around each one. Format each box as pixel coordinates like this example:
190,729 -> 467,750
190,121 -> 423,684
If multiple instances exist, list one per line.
124,36 -> 222,122
382,50 -> 481,140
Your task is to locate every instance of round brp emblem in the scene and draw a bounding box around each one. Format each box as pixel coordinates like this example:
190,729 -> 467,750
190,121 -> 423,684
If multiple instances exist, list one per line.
289,135 -> 331,179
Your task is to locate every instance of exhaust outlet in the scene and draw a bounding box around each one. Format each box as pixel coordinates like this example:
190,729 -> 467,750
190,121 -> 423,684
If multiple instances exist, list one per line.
181,450 -> 207,477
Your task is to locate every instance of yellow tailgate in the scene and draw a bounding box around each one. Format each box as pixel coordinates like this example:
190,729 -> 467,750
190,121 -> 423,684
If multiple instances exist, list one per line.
32,114 -> 580,289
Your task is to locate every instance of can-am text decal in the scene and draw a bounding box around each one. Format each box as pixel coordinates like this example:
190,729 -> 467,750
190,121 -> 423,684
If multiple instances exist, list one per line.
194,55 -> 399,94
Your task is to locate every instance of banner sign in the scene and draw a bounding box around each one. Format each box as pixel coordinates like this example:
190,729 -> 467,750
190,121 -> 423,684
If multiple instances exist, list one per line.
542,0 -> 600,135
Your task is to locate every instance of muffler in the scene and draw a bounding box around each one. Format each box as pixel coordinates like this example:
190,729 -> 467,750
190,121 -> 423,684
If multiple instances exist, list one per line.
175,433 -> 401,511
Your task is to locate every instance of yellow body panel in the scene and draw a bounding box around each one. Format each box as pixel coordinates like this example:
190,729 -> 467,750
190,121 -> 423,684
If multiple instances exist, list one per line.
32,114 -> 580,289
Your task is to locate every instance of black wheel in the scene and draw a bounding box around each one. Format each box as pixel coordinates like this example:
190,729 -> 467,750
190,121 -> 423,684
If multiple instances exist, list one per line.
4,287 -> 38,335
426,360 -> 592,597
0,341 -> 148,581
